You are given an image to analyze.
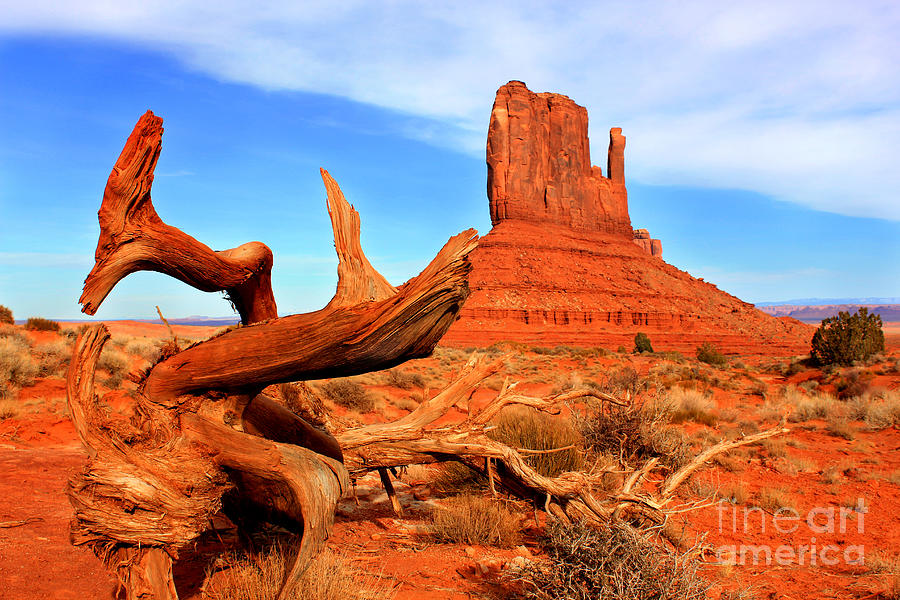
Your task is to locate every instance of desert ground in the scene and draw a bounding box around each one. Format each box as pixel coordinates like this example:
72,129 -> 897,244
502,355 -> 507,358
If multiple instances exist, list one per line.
1,320 -> 898,599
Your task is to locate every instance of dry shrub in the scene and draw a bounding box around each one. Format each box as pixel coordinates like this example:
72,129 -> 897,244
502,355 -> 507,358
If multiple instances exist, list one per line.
513,521 -> 710,600
596,366 -> 647,397
385,368 -> 425,390
826,417 -> 856,440
576,397 -> 689,471
207,545 -> 396,600
0,335 -> 38,392
320,379 -> 374,412
489,406 -> 583,477
97,348 -> 129,389
771,386 -> 838,422
33,340 -> 70,377
0,305 -> 13,325
847,390 -> 900,430
665,388 -> 716,426
0,398 -> 19,419
24,317 -> 60,332
430,494 -> 520,547
124,338 -> 161,363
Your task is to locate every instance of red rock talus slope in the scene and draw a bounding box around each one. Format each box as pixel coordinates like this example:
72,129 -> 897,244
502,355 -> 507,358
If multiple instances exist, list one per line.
445,81 -> 812,354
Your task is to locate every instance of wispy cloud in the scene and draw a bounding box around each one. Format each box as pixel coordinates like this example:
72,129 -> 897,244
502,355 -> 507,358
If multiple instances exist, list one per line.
2,0 -> 898,219
0,252 -> 93,267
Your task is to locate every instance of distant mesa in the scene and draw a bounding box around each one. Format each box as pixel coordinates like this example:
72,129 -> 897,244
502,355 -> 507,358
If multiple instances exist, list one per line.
445,81 -> 811,353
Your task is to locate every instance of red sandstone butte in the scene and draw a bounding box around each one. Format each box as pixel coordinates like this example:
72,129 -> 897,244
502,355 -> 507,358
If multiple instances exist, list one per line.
445,81 -> 812,354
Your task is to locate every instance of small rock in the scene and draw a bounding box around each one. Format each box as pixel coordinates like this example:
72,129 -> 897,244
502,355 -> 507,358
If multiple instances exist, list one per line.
474,558 -> 501,576
464,546 -> 476,557
513,545 -> 532,557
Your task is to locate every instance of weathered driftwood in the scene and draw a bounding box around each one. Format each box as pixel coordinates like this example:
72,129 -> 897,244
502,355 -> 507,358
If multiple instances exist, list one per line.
67,111 -> 477,600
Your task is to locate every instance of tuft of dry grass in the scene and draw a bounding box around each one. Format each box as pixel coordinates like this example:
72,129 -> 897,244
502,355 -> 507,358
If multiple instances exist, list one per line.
756,487 -> 795,511
207,544 -> 396,600
760,438 -> 787,458
719,482 -> 748,504
666,387 -> 717,425
826,417 -> 856,440
489,406 -> 583,477
430,494 -> 520,547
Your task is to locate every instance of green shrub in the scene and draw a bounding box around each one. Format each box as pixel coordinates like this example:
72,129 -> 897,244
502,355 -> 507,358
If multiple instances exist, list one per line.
810,308 -> 884,366
0,305 -> 13,325
24,317 -> 60,332
696,342 -> 727,366
633,332 -> 653,354
320,378 -> 374,412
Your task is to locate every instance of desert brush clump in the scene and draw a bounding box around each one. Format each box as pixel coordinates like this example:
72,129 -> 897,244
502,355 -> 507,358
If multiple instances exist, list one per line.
33,340 -> 70,377
488,406 -> 583,477
576,395 -> 689,471
0,305 -> 13,325
512,521 -> 710,600
206,542 -> 396,600
0,335 -> 38,394
847,390 -> 900,430
385,368 -> 425,390
810,307 -> 884,366
430,494 -> 520,547
24,317 -> 60,332
320,378 -> 374,412
633,332 -> 653,354
695,342 -> 727,366
97,347 -> 129,388
665,387 -> 717,426
123,338 -> 161,363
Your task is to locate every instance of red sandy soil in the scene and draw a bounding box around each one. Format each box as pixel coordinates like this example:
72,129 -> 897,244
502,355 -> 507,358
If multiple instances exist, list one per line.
2,322 -> 899,599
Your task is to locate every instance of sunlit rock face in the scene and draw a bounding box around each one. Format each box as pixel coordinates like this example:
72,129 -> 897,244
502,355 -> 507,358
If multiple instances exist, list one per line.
445,81 -> 812,354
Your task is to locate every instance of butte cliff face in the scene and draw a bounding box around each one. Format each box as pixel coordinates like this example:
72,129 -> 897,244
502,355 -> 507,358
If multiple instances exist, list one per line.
445,81 -> 811,353
487,81 -> 631,236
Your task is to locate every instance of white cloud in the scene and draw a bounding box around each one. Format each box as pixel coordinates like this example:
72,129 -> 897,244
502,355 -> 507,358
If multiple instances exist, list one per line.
2,0 -> 898,219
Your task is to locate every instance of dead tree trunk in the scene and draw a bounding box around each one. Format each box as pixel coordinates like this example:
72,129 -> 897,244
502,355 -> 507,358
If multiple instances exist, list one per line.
66,111 -> 477,599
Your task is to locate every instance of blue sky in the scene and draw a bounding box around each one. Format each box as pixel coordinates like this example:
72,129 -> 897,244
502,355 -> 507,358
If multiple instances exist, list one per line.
0,1 -> 898,320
